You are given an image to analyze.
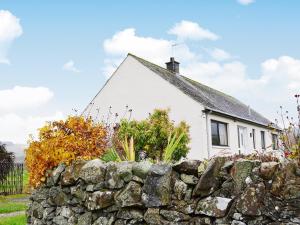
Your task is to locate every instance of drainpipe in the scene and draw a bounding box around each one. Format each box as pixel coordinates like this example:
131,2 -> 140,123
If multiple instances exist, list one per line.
204,109 -> 212,159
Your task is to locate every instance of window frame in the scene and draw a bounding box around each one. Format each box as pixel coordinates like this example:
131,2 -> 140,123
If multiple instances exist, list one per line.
211,120 -> 229,147
272,133 -> 279,150
252,129 -> 256,149
261,131 -> 266,150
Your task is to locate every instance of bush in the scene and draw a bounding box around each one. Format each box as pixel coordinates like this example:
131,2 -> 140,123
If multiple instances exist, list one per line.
25,116 -> 108,187
0,143 -> 15,182
276,101 -> 300,164
116,109 -> 190,161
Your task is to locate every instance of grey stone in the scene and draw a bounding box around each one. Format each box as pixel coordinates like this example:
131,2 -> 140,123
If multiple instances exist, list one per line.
184,188 -> 193,201
79,159 -> 106,184
70,185 -> 86,201
230,160 -> 258,192
231,220 -> 246,225
93,216 -> 114,225
236,182 -> 265,216
114,219 -> 126,225
142,164 -> 172,207
174,179 -> 188,200
78,212 -> 92,225
60,206 -> 73,218
30,188 -> 49,202
132,160 -> 153,179
282,181 -> 300,200
173,160 -> 202,176
144,208 -> 167,225
131,175 -> 144,184
189,217 -> 212,225
103,204 -> 119,213
193,157 -> 225,197
61,160 -> 86,186
105,162 -> 133,189
259,162 -> 279,180
71,206 -> 85,214
232,213 -> 243,220
68,216 -> 78,224
85,190 -> 115,210
180,173 -> 198,185
48,186 -> 68,206
160,209 -> 190,221
117,208 -> 144,220
52,164 -> 66,184
115,181 -> 142,207
86,184 -> 94,192
222,160 -> 234,171
195,196 -> 233,218
31,202 -> 44,219
171,200 -> 196,214
42,207 -> 55,220
53,215 -> 68,225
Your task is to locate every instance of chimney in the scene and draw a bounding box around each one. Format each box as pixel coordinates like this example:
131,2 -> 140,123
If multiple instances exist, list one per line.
166,57 -> 180,74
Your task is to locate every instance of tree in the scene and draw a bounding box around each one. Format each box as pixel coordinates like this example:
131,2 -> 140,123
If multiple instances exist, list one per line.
0,143 -> 15,182
25,116 -> 108,187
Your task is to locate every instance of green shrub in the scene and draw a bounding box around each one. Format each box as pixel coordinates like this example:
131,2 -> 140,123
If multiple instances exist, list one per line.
116,109 -> 190,161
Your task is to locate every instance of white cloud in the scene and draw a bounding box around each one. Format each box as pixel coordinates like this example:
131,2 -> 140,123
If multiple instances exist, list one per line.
0,85 -> 64,144
0,112 -> 64,144
103,28 -> 196,77
181,56 -> 300,121
0,86 -> 54,112
237,0 -> 255,5
168,20 -> 219,41
0,10 -> 23,64
63,60 -> 81,73
209,48 -> 231,61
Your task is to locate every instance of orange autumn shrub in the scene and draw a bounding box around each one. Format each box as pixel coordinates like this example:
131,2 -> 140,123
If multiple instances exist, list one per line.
25,116 -> 108,188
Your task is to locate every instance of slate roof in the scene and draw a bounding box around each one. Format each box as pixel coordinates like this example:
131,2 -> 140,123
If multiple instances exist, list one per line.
129,53 -> 277,129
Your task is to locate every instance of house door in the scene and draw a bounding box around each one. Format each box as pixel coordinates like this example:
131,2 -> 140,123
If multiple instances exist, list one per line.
238,126 -> 247,154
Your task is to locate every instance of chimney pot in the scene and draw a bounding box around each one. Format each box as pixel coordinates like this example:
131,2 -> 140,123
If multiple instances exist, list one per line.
166,57 -> 180,74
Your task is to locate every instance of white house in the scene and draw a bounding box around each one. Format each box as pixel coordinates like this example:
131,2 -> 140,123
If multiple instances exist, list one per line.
83,54 -> 280,159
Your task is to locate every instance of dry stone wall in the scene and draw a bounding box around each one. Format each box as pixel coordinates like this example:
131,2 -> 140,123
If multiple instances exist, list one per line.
27,158 -> 300,225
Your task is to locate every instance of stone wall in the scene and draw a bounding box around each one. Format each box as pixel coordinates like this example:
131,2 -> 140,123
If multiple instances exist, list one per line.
27,158 -> 300,225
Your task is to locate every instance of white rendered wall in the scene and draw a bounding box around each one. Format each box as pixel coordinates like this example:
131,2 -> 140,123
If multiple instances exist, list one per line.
83,55 -> 208,159
206,114 -> 278,157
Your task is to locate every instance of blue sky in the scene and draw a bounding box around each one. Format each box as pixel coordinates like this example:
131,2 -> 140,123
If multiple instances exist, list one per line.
1,0 -> 300,144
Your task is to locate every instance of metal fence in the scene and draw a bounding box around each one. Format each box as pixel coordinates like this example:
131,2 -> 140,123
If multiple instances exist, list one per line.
0,163 -> 24,195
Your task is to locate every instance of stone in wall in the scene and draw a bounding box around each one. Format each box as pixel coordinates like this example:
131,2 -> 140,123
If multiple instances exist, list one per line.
27,158 -> 300,225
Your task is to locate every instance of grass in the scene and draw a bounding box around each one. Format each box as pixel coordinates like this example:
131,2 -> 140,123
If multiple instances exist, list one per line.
0,214 -> 26,225
0,194 -> 29,214
0,194 -> 28,202
0,202 -> 27,214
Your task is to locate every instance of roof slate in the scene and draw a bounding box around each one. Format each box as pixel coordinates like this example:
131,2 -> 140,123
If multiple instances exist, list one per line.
129,53 -> 276,128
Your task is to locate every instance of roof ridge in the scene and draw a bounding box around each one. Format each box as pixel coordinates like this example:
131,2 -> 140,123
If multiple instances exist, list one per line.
128,53 -> 177,75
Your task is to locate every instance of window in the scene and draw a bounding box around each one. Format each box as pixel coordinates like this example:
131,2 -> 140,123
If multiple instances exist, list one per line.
261,131 -> 266,150
237,126 -> 246,148
211,120 -> 228,146
252,129 -> 256,149
272,134 -> 278,150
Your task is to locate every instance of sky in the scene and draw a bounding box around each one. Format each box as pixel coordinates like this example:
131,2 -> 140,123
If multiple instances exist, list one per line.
1,0 -> 300,144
